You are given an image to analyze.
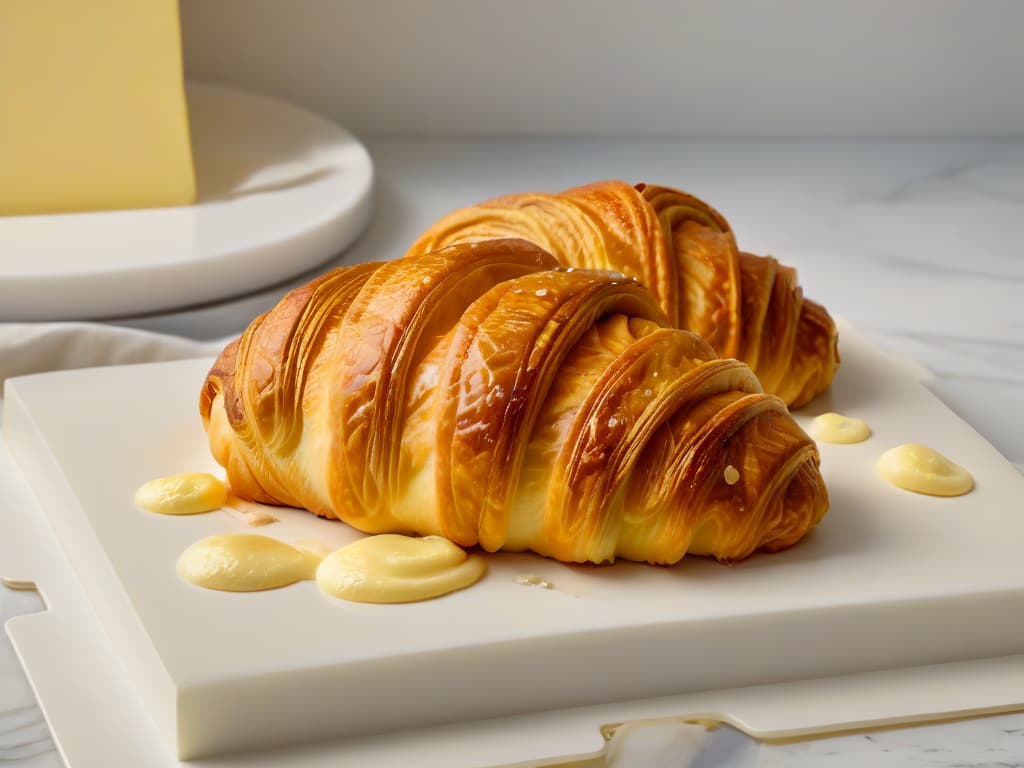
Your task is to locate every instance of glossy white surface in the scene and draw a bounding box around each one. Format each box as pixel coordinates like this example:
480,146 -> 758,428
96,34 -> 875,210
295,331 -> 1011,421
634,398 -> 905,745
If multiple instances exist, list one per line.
2,141 -> 1023,766
0,82 -> 373,321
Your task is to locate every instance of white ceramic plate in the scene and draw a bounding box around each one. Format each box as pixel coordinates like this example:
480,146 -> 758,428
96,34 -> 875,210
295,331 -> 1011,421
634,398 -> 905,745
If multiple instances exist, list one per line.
1,322 -> 1022,766
0,82 -> 373,321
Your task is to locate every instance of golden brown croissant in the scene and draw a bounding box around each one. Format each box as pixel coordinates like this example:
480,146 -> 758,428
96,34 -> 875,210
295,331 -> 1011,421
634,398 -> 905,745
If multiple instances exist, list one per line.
407,181 -> 839,408
200,239 -> 828,565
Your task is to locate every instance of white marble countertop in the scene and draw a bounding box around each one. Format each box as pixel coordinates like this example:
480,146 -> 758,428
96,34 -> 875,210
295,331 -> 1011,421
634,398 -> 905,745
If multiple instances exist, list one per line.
2,140 -> 1022,766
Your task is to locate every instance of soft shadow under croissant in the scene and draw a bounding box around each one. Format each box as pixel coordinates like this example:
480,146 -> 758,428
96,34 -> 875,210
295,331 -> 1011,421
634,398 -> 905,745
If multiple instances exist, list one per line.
407,180 -> 839,409
201,239 -> 828,565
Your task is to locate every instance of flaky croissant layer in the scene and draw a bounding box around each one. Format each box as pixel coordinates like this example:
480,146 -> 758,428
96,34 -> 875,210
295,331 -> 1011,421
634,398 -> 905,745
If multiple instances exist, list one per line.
201,240 -> 828,565
408,180 -> 840,408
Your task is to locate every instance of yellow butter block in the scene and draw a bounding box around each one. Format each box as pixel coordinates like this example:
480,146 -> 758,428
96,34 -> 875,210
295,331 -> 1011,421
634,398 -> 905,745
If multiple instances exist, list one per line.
0,0 -> 196,215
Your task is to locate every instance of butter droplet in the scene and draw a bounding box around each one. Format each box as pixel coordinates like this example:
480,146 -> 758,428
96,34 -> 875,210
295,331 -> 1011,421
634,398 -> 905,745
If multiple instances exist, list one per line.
877,444 -> 974,497
535,288 -> 549,297
177,534 -> 321,591
134,473 -> 226,515
514,574 -> 552,589
812,412 -> 871,444
317,534 -> 486,603
723,465 -> 740,485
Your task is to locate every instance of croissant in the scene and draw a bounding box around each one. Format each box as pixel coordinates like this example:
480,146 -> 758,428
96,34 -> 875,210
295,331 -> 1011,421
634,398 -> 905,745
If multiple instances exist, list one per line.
407,181 -> 839,409
200,239 -> 828,565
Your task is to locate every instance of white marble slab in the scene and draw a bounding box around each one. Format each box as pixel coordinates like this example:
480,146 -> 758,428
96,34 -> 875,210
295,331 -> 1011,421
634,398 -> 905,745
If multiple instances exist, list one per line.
0,588 -> 55,766
3,140 -> 1023,766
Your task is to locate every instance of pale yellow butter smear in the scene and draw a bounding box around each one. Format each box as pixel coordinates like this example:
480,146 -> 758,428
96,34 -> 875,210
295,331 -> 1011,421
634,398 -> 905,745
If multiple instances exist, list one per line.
225,493 -> 279,527
177,534 -> 321,592
317,534 -> 486,604
812,412 -> 872,444
514,574 -> 553,589
876,444 -> 974,497
134,473 -> 227,515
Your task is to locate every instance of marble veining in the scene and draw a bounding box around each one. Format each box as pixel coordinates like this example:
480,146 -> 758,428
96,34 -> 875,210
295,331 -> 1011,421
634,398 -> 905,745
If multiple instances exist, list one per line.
2,140 -> 1022,766
0,705 -> 53,762
0,589 -> 56,767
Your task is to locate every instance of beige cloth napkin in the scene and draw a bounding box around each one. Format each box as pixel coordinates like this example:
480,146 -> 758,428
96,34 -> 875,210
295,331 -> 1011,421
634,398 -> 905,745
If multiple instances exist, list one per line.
0,322 -> 230,386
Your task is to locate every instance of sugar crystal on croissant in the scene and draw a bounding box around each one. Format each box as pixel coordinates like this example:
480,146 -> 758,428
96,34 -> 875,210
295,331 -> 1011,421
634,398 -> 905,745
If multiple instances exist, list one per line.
200,239 -> 828,565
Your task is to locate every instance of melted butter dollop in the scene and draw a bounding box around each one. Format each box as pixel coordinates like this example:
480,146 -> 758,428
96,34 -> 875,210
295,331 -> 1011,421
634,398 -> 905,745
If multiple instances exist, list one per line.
877,444 -> 974,497
316,534 -> 486,603
135,473 -> 227,515
177,534 -> 321,591
812,412 -> 871,444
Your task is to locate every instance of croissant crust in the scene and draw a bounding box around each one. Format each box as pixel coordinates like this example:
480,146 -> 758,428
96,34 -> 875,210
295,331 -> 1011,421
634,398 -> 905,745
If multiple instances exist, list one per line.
201,239 -> 828,565
408,180 -> 839,408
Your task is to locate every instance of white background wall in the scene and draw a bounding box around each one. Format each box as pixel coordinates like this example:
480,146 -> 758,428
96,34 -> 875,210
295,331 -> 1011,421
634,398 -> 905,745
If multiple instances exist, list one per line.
181,0 -> 1024,139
